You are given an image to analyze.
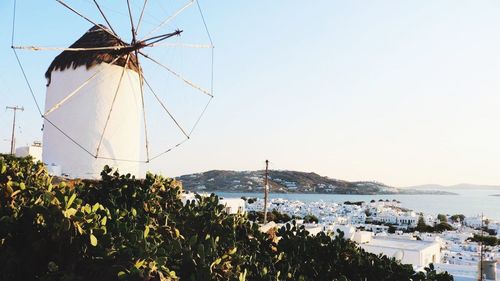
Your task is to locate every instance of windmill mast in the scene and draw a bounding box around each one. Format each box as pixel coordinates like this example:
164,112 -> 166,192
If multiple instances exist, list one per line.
263,159 -> 269,224
6,106 -> 24,155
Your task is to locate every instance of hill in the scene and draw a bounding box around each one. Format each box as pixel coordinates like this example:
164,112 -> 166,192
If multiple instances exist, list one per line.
405,183 -> 500,190
178,170 -> 455,195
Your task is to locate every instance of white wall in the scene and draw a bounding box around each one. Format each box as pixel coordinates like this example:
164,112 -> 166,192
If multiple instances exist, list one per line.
43,63 -> 143,179
360,239 -> 441,267
220,198 -> 245,214
16,144 -> 42,161
361,244 -> 421,266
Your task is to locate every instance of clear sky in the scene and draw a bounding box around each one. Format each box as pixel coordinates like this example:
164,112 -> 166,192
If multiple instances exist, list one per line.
1,1 -> 500,187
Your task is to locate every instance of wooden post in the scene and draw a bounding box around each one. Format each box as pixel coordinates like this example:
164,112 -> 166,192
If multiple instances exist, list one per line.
479,213 -> 483,281
6,106 -> 24,155
263,159 -> 269,224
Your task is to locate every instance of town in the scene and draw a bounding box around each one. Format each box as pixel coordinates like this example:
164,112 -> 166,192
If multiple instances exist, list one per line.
203,194 -> 500,281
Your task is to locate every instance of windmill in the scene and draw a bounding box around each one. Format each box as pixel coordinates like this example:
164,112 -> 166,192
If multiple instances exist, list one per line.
11,0 -> 214,178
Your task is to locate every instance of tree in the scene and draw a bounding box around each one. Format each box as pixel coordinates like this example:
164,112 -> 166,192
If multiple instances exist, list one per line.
437,214 -> 447,223
416,214 -> 430,232
450,214 -> 465,223
388,225 -> 397,234
468,234 -> 499,246
434,222 -> 454,232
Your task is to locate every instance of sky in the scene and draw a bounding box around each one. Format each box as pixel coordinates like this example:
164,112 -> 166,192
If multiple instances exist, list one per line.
1,0 -> 500,187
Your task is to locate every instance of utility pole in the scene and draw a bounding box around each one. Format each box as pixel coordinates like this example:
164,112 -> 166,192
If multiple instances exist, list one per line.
263,159 -> 269,224
6,106 -> 24,155
479,213 -> 484,281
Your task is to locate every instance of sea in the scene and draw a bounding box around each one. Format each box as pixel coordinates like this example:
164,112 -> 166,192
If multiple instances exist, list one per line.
215,189 -> 500,220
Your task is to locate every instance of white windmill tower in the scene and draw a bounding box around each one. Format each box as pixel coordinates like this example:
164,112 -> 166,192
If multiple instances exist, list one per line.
43,25 -> 145,178
11,1 -> 214,179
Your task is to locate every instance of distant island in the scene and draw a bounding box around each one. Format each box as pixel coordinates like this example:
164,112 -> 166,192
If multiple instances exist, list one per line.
406,183 -> 500,190
177,170 -> 456,195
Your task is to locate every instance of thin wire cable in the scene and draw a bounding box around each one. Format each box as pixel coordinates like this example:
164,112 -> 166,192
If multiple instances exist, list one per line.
92,0 -> 118,36
12,45 -> 128,52
196,0 -> 215,115
56,0 -> 123,42
188,0 -> 215,138
139,51 -> 212,97
134,49 -> 151,162
149,138 -> 189,161
148,42 -> 213,49
11,49 -> 42,115
96,155 -> 148,163
96,54 -> 130,156
188,96 -> 212,137
44,56 -> 122,117
136,0 -> 148,35
11,0 -> 16,46
196,0 -> 213,46
83,0 -> 160,27
210,44 -> 214,101
141,74 -> 189,139
126,0 -> 137,43
43,117 -> 96,158
140,0 -> 194,41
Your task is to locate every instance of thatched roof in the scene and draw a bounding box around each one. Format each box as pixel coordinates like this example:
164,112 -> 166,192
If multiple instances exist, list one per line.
45,25 -> 140,85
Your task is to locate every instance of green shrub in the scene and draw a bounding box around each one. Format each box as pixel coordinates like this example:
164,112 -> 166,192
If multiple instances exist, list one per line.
468,234 -> 499,246
0,155 -> 452,280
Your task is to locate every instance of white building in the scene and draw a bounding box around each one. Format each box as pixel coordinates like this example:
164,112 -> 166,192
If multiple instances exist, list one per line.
219,198 -> 246,214
43,25 -> 142,179
15,141 -> 43,161
464,216 -> 487,229
376,211 -> 398,224
353,231 -> 373,243
181,193 -> 245,214
358,236 -> 441,268
397,212 -> 418,227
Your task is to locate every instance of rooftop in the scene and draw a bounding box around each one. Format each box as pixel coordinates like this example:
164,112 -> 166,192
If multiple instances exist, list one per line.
364,237 -> 438,251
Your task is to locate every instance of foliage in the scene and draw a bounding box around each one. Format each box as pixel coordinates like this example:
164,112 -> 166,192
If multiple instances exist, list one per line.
413,264 -> 454,281
388,225 -> 397,234
343,201 -> 364,206
434,222 -> 454,232
302,214 -> 319,224
0,155 -> 453,281
437,214 -> 447,223
245,197 -> 256,204
416,214 -> 428,232
247,209 -> 292,223
414,214 -> 454,233
449,214 -> 465,223
467,234 -> 500,246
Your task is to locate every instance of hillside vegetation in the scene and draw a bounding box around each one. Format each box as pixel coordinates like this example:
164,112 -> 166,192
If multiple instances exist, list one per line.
0,154 -> 452,280
178,170 -> 454,195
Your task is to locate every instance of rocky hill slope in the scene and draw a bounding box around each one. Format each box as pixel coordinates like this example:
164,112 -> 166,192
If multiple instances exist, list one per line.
177,170 -> 454,195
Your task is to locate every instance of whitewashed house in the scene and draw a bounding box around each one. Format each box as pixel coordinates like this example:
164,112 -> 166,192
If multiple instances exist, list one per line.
359,236 -> 441,268
15,141 -> 43,161
219,198 -> 246,214
464,216 -> 486,229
